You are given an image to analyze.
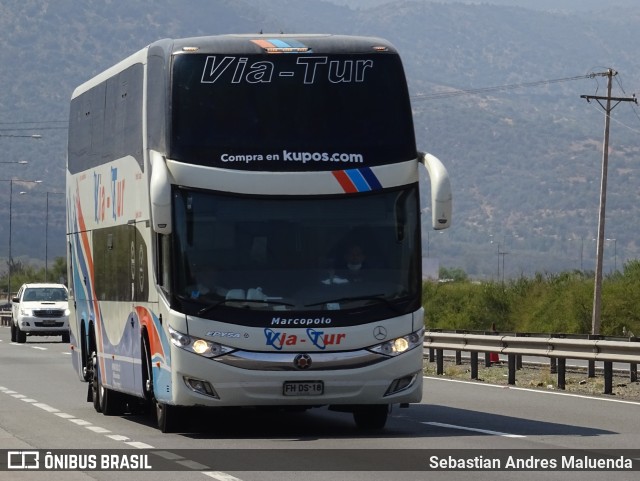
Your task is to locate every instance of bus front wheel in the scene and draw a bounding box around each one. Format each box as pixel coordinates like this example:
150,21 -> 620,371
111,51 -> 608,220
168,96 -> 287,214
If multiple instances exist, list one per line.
142,334 -> 181,433
156,401 -> 182,433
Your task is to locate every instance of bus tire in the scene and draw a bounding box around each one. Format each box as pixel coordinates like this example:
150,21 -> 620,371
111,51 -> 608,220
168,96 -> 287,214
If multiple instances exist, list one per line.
156,401 -> 181,433
100,381 -> 124,416
81,325 -> 91,382
141,335 -> 154,413
91,347 -> 125,415
141,333 -> 180,432
353,404 -> 388,430
90,351 -> 102,413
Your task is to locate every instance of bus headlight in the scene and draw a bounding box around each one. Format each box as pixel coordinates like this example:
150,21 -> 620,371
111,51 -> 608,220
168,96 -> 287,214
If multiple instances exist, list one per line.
169,326 -> 235,358
192,339 -> 209,354
368,329 -> 423,356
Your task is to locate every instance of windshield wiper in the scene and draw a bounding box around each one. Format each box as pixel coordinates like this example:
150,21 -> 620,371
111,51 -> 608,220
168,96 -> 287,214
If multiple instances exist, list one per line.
197,298 -> 294,316
305,294 -> 400,313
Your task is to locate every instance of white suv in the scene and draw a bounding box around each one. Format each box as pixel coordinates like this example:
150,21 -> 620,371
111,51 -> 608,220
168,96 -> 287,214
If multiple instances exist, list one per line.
11,283 -> 70,343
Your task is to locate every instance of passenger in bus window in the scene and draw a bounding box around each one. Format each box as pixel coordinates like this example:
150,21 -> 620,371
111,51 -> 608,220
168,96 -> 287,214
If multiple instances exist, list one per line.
336,243 -> 368,282
187,259 -> 229,299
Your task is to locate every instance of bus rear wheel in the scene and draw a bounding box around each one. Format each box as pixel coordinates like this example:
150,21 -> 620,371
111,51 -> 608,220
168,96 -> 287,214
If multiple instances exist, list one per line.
89,345 -> 125,415
353,404 -> 389,430
99,380 -> 125,416
90,351 -> 101,413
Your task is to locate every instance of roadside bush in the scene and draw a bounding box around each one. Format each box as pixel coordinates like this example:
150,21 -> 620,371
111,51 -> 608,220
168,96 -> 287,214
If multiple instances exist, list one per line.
423,264 -> 640,336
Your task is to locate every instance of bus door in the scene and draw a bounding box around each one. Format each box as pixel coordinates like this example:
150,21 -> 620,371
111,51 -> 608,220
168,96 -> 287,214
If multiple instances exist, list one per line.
130,220 -> 149,395
91,224 -> 142,393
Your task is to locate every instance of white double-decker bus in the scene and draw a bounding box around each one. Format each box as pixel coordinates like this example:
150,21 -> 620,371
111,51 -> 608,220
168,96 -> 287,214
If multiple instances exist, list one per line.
66,34 -> 452,432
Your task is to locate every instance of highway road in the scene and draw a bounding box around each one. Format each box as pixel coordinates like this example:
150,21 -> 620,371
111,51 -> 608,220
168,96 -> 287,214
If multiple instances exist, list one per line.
0,326 -> 639,481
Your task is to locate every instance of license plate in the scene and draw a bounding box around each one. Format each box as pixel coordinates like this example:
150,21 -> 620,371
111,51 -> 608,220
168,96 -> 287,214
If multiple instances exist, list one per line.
42,320 -> 56,325
283,381 -> 324,396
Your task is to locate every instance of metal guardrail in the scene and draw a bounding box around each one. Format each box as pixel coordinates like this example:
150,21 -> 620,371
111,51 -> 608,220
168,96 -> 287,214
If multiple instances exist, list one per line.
0,309 -> 10,327
424,330 -> 640,395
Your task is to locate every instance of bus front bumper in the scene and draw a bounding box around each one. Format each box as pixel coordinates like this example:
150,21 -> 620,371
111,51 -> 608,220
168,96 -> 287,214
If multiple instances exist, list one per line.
167,346 -> 424,407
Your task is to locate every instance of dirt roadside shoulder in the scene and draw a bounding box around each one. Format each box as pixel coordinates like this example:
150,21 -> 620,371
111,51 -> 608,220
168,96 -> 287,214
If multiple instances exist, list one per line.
423,357 -> 640,401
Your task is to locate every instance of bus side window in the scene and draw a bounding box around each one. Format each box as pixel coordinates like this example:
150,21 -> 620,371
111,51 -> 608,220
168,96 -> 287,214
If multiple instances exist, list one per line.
158,233 -> 172,295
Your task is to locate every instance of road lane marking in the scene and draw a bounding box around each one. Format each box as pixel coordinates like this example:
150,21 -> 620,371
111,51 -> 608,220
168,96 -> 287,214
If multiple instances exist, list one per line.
126,441 -> 154,449
69,419 -> 92,426
86,426 -> 111,434
154,451 -> 183,460
423,421 -> 525,438
204,472 -> 245,481
177,460 -> 210,470
0,383 -> 249,481
54,412 -> 76,419
0,384 -> 236,477
33,403 -> 60,413
424,375 -> 640,405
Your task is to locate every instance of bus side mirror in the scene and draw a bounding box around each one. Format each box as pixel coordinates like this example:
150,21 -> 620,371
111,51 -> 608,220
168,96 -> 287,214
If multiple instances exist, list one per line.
419,151 -> 452,230
150,150 -> 172,234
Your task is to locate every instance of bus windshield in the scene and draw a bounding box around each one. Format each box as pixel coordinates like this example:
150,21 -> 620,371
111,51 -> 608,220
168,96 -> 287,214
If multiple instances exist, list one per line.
169,53 -> 416,170
172,186 -> 421,320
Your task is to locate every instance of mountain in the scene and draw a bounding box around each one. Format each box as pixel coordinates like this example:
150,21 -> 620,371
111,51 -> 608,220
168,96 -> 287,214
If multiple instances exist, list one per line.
1,0 -> 639,279
327,0 -> 639,12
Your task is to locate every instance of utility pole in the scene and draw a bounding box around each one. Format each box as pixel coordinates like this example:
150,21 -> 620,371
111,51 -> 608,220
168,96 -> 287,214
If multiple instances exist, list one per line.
581,69 -> 637,339
498,246 -> 508,284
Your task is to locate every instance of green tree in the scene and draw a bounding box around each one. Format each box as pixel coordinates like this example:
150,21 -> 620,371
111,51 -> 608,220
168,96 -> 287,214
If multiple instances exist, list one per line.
47,257 -> 67,285
1,257 -> 68,301
422,265 -> 640,336
439,266 -> 468,282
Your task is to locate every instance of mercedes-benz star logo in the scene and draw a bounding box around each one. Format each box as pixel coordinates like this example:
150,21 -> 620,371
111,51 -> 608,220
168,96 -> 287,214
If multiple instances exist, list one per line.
294,353 -> 312,370
373,326 -> 387,340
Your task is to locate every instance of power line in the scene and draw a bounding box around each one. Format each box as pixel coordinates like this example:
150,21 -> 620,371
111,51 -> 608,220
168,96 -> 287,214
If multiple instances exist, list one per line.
0,120 -> 68,132
585,100 -> 640,135
613,72 -> 640,128
411,74 -> 597,101
0,120 -> 66,125
0,126 -> 67,132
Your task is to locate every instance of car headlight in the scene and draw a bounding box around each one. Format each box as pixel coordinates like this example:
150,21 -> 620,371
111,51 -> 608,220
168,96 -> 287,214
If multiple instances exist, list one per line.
169,326 -> 235,358
20,308 -> 33,317
368,329 -> 423,356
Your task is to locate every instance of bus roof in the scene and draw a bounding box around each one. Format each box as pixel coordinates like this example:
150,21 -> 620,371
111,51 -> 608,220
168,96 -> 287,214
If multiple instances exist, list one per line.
71,34 -> 400,100
161,34 -> 399,56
